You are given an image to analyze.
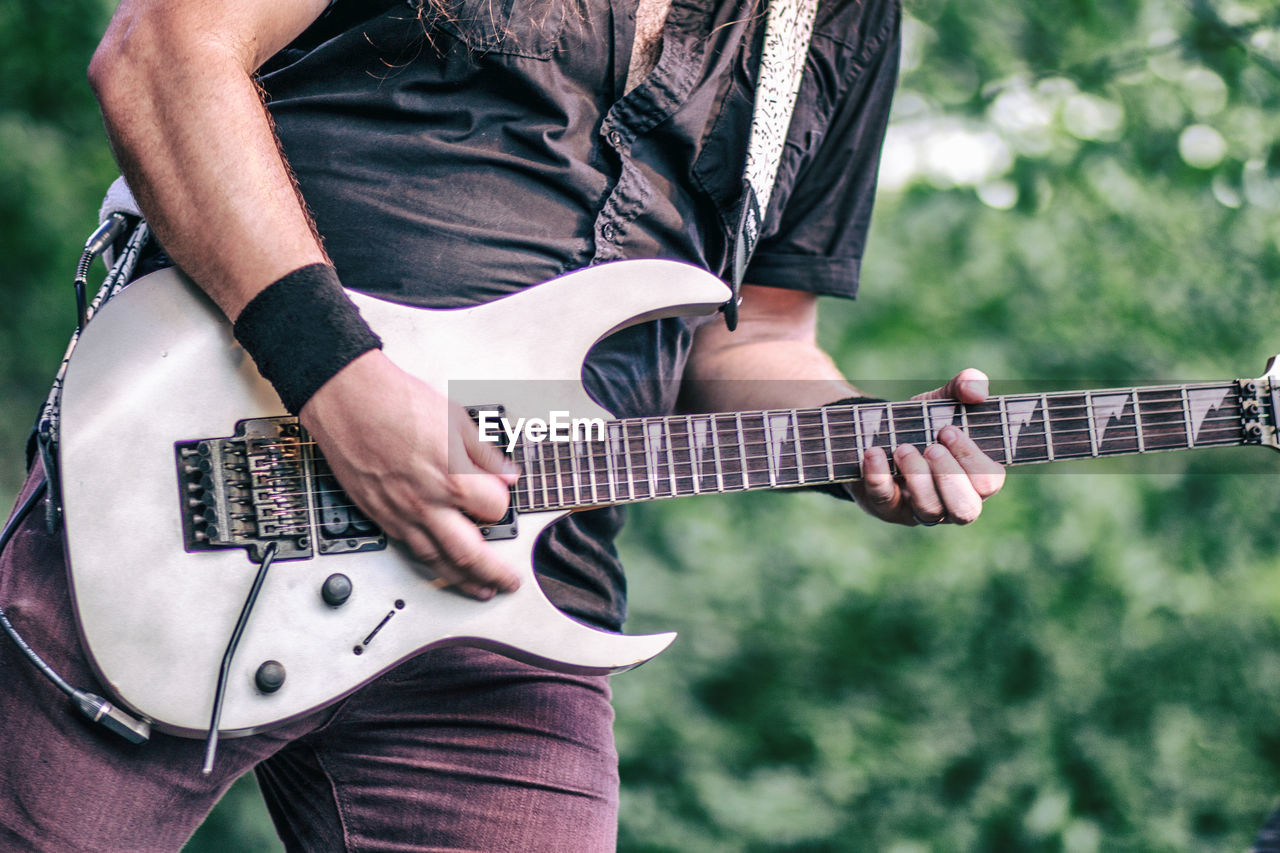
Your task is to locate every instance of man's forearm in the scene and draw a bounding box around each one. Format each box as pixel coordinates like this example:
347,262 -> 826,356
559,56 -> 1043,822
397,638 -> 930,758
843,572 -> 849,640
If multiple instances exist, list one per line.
679,336 -> 859,413
88,0 -> 329,320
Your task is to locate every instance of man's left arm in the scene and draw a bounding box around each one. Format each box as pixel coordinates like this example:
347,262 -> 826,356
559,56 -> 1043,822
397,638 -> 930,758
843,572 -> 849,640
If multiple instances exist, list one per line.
681,284 -> 1005,526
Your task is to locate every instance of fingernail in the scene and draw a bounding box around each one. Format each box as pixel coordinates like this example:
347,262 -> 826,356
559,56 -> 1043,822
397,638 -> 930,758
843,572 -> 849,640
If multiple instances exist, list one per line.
501,461 -> 522,478
959,378 -> 986,398
938,425 -> 958,444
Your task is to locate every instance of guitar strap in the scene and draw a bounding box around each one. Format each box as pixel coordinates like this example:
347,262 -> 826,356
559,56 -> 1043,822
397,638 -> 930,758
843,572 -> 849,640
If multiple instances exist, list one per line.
724,0 -> 821,330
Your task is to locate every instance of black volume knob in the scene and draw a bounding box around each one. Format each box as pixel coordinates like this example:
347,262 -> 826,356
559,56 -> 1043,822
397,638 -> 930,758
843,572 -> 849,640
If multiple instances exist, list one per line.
321,573 -> 353,607
255,660 -> 286,694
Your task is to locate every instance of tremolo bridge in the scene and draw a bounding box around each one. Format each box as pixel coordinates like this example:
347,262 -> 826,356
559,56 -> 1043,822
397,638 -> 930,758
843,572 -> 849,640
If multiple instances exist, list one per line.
175,417 -> 386,563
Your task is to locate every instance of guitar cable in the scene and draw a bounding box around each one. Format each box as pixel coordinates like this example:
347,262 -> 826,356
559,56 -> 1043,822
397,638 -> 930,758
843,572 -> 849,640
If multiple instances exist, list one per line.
0,474 -> 151,744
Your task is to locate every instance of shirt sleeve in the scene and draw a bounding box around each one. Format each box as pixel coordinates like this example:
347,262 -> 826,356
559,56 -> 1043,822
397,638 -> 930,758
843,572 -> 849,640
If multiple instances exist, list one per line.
744,0 -> 902,300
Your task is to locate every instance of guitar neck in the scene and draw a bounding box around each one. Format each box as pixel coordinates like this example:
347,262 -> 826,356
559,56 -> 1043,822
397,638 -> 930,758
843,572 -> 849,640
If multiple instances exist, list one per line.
509,380 -> 1270,513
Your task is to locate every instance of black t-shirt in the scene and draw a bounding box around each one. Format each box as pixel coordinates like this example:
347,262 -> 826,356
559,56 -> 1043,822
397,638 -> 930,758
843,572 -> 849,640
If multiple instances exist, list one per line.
259,0 -> 901,629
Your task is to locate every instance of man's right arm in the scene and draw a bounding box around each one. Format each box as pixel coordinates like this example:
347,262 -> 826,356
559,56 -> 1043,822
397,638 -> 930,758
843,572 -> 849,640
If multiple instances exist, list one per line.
89,0 -> 522,598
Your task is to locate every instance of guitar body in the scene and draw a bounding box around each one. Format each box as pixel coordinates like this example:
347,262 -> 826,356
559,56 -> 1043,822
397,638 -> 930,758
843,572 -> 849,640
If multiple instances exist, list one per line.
58,260 -> 730,737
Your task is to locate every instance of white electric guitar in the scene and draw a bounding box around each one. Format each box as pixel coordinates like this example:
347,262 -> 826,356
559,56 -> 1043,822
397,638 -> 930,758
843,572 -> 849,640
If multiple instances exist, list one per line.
57,260 -> 1280,738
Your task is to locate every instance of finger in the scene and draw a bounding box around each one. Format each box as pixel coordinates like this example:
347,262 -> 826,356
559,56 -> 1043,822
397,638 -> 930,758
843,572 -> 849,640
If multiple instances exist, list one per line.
422,506 -> 520,595
448,469 -> 513,525
921,443 -> 983,524
938,425 -> 1006,498
448,415 -> 516,523
912,368 -> 990,404
457,407 -> 521,484
895,444 -> 946,523
458,407 -> 522,481
858,447 -> 901,517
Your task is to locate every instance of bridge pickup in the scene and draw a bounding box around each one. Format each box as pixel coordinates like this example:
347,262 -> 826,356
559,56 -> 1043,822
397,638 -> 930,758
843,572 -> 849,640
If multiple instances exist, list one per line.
174,417 -> 386,563
466,405 -> 518,542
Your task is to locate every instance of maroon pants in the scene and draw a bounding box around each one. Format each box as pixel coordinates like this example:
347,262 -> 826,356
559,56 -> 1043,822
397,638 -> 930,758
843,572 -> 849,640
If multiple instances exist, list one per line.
0,466 -> 620,852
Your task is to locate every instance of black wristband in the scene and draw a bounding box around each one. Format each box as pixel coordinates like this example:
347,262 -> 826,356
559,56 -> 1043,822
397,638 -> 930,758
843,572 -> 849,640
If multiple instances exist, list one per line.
813,395 -> 888,502
232,263 -> 383,415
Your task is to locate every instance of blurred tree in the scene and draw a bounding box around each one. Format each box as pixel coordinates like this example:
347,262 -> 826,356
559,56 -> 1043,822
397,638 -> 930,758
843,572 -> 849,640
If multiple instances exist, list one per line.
3,1 -> 1280,851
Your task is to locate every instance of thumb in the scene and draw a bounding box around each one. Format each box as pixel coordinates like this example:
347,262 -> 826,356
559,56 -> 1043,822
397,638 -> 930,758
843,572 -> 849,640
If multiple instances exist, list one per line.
913,368 -> 989,404
459,409 -> 521,484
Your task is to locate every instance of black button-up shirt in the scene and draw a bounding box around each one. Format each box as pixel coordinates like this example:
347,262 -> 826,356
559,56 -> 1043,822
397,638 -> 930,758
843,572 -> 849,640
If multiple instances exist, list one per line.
260,0 -> 900,629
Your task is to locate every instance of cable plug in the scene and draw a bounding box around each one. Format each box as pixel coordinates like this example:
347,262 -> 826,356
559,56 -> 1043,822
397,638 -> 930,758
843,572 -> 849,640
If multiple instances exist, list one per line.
72,690 -> 151,744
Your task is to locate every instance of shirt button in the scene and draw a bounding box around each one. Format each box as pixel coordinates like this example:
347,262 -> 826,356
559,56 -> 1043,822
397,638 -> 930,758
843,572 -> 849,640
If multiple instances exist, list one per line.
607,129 -> 623,147
600,223 -> 617,242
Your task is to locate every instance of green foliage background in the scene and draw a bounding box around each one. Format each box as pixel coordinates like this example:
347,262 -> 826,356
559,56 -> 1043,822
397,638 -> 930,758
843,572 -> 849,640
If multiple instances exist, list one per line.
4,1 -> 1280,850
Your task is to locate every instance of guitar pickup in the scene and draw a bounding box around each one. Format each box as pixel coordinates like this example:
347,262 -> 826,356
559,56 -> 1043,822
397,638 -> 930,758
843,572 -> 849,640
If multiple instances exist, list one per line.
466,405 -> 518,542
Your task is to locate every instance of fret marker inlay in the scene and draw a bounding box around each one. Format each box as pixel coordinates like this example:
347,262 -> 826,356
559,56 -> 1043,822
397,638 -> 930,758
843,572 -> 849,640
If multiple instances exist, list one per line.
1188,387 -> 1228,441
1092,393 -> 1129,441
1006,399 -> 1038,456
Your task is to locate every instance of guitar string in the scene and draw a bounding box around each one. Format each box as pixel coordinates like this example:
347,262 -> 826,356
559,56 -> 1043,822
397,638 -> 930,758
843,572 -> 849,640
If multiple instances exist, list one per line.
252,429 -> 1253,535
206,387 -> 1249,508
230,413 -> 1250,507
207,416 -> 1250,522
247,399 -> 1247,464
219,400 -> 1249,489
222,404 -> 1247,477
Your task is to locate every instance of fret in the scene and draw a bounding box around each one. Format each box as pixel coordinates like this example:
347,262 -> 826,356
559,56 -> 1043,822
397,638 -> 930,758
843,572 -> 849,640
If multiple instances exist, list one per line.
664,418 -> 679,497
886,402 -> 898,454
735,413 -> 748,491
622,421 -> 636,502
643,420 -> 661,499
685,415 -> 701,496
762,413 -> 781,488
583,435 -> 598,503
1181,386 -> 1194,447
550,437 -> 565,505
998,397 -> 1013,464
520,441 -> 534,510
1085,394 -> 1100,457
820,407 -> 835,481
1132,390 -> 1145,454
567,438 -> 582,505
853,403 -> 866,460
536,440 -> 551,509
1041,394 -> 1057,461
605,423 -> 621,504
791,410 -> 805,485
710,414 -> 725,492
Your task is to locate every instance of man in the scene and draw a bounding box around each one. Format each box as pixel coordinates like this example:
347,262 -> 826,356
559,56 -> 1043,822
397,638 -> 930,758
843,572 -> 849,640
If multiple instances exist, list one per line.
0,0 -> 1003,848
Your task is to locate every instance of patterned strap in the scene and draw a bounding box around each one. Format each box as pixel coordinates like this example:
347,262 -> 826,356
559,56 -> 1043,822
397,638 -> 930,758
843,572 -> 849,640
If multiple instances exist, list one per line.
726,0 -> 821,330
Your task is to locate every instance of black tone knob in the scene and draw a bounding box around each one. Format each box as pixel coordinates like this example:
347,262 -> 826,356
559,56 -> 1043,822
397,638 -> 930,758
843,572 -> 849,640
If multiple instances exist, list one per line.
321,573 -> 353,607
255,660 -> 286,694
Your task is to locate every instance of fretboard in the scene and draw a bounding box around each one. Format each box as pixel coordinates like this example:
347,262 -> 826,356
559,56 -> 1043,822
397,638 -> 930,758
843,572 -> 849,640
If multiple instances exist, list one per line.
509,381 -> 1264,513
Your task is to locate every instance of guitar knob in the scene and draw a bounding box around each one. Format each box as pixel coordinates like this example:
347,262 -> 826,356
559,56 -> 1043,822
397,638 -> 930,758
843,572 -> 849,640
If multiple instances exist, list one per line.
321,573 -> 353,607
255,660 -> 286,694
